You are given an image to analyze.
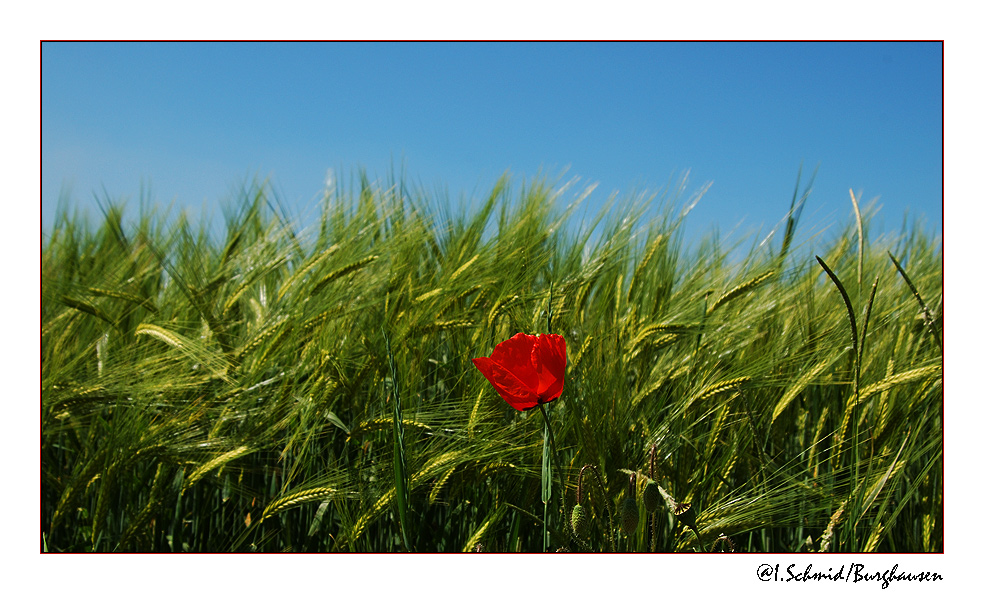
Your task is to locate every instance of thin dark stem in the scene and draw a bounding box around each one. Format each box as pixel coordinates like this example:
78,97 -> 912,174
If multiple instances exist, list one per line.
538,403 -> 569,548
585,464 -> 616,552
888,251 -> 942,354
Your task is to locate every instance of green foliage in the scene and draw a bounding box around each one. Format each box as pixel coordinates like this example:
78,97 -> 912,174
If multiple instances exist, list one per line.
41,173 -> 942,552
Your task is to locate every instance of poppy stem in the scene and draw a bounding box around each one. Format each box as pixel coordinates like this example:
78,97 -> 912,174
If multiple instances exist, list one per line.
538,403 -> 568,549
546,281 -> 553,334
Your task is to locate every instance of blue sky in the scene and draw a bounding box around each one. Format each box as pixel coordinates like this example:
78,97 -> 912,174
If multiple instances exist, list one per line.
42,41 -> 942,250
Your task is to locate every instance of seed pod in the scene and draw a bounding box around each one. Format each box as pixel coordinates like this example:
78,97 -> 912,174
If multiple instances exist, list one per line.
571,503 -> 589,539
674,501 -> 699,534
643,479 -> 660,514
620,497 -> 639,535
712,533 -> 735,552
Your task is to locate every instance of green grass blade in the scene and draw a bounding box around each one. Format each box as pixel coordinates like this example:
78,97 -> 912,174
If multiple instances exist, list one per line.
888,251 -> 942,353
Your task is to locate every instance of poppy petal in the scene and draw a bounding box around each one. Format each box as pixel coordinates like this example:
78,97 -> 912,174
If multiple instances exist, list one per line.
472,356 -> 540,411
533,334 -> 566,403
473,333 -> 567,412
489,333 -> 539,393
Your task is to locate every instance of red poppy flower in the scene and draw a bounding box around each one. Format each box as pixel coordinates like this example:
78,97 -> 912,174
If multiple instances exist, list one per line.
472,333 -> 567,411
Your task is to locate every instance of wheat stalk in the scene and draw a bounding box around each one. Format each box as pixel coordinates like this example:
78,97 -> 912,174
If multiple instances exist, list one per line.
185,445 -> 252,490
707,270 -> 775,315
277,244 -> 339,300
261,487 -> 340,522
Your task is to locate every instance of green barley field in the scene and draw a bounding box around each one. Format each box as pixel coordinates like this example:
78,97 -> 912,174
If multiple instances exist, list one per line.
41,172 -> 942,552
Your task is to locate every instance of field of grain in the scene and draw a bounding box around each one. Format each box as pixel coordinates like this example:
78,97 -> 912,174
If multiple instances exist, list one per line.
41,173 -> 942,552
